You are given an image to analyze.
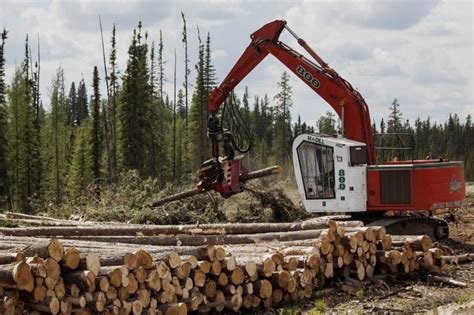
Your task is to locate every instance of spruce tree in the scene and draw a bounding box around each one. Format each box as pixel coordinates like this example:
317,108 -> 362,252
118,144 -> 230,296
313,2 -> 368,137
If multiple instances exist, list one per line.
41,68 -> 69,205
242,86 -> 251,124
149,41 -> 167,183
90,66 -> 101,196
181,12 -> 190,127
273,71 -> 293,165
204,32 -> 217,94
158,30 -> 165,103
7,63 -> 40,212
0,29 -> 11,207
187,40 -> 208,170
22,36 -> 41,204
294,115 -> 302,137
150,41 -> 156,96
177,89 -> 185,119
119,22 -> 155,176
69,122 -> 92,197
76,79 -> 88,125
317,111 -> 337,135
7,68 -> 30,210
108,24 -> 118,185
31,37 -> 43,201
66,82 -> 77,126
387,98 -> 403,132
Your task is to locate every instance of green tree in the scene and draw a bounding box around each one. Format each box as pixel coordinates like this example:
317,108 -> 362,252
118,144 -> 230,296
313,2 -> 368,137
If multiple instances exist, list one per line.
7,68 -> 32,210
158,30 -> 165,103
149,35 -> 168,183
187,39 -> 208,171
90,66 -> 101,196
387,98 -> 403,132
66,82 -> 76,126
181,12 -> 190,128
69,122 -> 92,197
273,71 -> 293,165
176,88 -> 185,119
317,111 -> 337,135
242,86 -> 251,124
0,29 -> 11,207
119,22 -> 162,178
108,24 -> 119,185
41,68 -> 69,205
380,118 -> 385,134
22,36 -> 42,205
204,32 -> 217,94
76,79 -> 88,125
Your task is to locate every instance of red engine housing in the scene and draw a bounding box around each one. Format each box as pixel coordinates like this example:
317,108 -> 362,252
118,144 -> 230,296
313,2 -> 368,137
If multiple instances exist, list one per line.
367,160 -> 465,211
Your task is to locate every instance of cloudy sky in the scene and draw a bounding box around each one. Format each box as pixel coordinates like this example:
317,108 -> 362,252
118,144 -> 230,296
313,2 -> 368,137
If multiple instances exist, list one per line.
1,0 -> 472,126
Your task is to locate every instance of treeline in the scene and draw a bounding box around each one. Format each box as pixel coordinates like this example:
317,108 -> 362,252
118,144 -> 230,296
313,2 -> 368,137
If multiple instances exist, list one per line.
0,18 -> 298,212
374,99 -> 474,177
316,99 -> 473,178
0,19 -> 472,213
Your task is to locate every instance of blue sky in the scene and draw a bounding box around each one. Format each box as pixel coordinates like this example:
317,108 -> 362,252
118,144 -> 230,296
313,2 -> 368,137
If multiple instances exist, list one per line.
1,0 -> 472,126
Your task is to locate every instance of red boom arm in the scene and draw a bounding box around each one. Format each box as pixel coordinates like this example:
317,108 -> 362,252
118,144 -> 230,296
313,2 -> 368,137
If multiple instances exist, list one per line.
208,20 -> 375,164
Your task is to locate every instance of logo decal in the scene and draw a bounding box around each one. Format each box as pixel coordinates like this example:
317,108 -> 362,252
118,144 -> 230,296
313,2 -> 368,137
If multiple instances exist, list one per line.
449,175 -> 462,193
297,65 -> 320,89
307,135 -> 324,144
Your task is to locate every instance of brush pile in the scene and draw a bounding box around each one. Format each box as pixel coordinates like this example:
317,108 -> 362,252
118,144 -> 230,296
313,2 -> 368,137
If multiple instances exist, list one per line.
0,214 -> 462,314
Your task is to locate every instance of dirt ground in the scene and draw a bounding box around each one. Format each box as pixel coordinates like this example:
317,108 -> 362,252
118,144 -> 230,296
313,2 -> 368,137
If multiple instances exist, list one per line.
284,182 -> 474,315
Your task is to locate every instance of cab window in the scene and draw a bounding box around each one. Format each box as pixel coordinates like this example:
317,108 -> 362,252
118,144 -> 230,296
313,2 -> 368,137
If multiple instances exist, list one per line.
297,141 -> 335,199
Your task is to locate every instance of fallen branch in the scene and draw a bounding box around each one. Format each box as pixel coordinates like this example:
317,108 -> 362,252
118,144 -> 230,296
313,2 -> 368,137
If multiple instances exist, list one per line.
428,274 -> 467,288
442,253 -> 474,264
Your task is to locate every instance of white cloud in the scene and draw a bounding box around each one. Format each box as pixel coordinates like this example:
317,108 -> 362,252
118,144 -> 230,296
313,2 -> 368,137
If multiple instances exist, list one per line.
0,0 -> 472,127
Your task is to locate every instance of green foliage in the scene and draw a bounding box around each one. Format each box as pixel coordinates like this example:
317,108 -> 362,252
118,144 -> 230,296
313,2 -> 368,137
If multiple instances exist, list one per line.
7,67 -> 37,211
90,66 -> 101,195
313,299 -> 327,313
41,68 -> 70,205
446,263 -> 459,276
457,289 -> 474,304
204,32 -> 217,93
181,12 -> 190,125
317,111 -> 337,135
107,24 -> 119,186
75,79 -> 88,125
119,23 -> 154,177
69,121 -> 92,197
279,307 -> 301,315
387,98 -> 403,132
187,38 -> 209,171
66,82 -> 76,126
273,71 -> 293,165
0,218 -> 19,227
0,28 -> 10,207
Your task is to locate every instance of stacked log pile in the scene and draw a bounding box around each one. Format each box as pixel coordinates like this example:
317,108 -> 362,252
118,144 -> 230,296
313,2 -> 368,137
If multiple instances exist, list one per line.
0,217 -> 464,314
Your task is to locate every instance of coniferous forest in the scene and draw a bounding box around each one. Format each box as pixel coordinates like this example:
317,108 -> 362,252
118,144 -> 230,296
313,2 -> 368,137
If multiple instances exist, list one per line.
0,20 -> 472,215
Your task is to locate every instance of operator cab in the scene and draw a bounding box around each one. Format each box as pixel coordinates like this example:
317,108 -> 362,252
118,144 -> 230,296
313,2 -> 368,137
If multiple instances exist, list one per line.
292,134 -> 368,213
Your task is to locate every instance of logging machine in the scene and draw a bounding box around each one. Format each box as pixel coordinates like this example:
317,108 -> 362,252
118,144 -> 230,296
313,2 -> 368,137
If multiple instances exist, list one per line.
151,20 -> 465,239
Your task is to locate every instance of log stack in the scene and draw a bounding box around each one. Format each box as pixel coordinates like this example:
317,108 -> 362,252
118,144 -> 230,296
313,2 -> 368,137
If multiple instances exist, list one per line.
0,218 -> 455,314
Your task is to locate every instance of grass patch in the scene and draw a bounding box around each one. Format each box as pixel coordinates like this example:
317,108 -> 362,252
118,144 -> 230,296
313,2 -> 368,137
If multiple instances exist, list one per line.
306,299 -> 327,315
446,263 -> 459,276
0,218 -> 19,227
279,307 -> 301,315
314,299 -> 327,312
457,289 -> 474,304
